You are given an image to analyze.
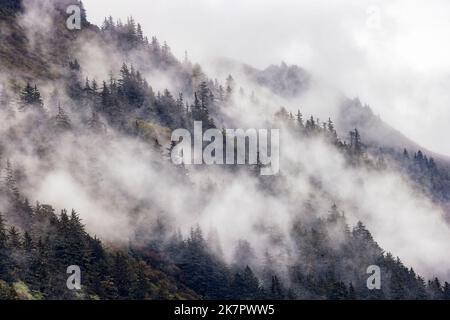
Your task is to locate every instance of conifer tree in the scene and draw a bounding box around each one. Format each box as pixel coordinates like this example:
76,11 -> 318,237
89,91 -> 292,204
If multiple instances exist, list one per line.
19,83 -> 43,111
54,105 -> 72,131
296,110 -> 304,128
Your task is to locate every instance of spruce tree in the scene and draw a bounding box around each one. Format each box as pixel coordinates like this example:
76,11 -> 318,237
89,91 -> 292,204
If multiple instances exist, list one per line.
19,83 -> 43,111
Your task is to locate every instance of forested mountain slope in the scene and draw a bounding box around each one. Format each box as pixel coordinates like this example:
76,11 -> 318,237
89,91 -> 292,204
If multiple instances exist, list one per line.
1,0 -> 450,300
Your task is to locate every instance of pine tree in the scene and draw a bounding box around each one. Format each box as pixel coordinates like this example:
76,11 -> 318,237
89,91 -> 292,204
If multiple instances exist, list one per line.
78,0 -> 88,26
151,37 -> 161,59
428,278 -> 444,299
69,59 -> 81,71
348,282 -> 356,299
4,159 -> 19,200
22,232 -> 33,252
225,75 -> 234,102
198,81 -> 210,109
443,282 -> 450,300
327,118 -> 338,142
7,227 -> 20,250
136,23 -> 144,41
54,105 -> 72,131
0,213 -> 10,280
403,149 -> 409,159
329,281 -> 348,300
230,266 -> 261,299
162,41 -> 171,62
296,110 -> 304,128
87,111 -> 105,133
0,213 -> 7,249
270,276 -> 285,299
113,252 -> 134,298
233,240 -> 255,270
19,83 -> 43,111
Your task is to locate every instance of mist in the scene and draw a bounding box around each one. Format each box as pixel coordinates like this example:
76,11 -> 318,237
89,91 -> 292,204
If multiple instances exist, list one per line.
84,0 -> 450,157
1,0 -> 450,295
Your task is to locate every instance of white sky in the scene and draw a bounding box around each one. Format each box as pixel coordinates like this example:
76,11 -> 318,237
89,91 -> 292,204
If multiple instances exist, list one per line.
83,0 -> 450,156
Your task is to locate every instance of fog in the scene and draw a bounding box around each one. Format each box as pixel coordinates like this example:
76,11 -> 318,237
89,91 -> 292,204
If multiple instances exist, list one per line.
1,0 -> 450,286
84,0 -> 450,156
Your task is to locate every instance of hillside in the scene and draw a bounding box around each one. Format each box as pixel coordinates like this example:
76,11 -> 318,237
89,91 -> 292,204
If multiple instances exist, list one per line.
0,0 -> 450,300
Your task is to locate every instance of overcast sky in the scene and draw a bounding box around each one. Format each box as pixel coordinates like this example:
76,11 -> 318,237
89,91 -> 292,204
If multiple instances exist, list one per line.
83,0 -> 450,156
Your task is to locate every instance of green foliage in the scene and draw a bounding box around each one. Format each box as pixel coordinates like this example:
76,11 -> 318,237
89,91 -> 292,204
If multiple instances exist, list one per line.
0,196 -> 198,300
